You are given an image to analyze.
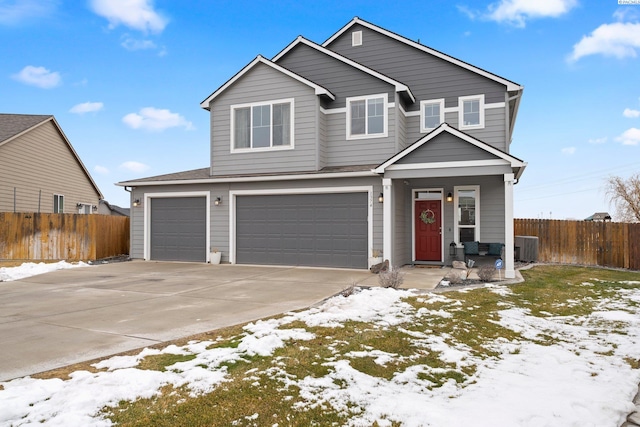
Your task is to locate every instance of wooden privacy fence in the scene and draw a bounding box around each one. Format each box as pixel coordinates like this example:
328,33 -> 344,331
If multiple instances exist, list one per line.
0,212 -> 129,262
514,219 -> 640,270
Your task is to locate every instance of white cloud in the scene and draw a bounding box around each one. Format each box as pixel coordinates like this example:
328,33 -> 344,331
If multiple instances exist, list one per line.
94,165 -> 110,175
70,101 -> 104,114
121,36 -> 156,51
122,107 -> 193,132
616,128 -> 640,145
119,161 -> 150,173
561,147 -> 576,155
588,137 -> 607,144
12,65 -> 61,88
569,22 -> 640,62
90,0 -> 167,33
0,0 -> 57,25
624,108 -> 640,118
486,0 -> 577,27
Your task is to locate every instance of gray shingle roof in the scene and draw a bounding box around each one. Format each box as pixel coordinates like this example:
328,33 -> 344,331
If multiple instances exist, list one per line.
0,114 -> 52,144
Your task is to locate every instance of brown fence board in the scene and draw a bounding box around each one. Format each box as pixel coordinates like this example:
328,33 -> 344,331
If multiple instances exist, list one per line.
515,219 -> 639,270
0,213 -> 129,262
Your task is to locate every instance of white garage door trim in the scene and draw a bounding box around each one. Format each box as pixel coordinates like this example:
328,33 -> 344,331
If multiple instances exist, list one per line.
143,191 -> 211,262
229,186 -> 373,266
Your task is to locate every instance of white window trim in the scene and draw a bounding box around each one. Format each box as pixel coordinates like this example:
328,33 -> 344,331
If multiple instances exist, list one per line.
346,93 -> 388,140
420,98 -> 445,133
352,30 -> 362,46
53,194 -> 64,213
230,98 -> 295,153
458,94 -> 485,130
453,185 -> 480,245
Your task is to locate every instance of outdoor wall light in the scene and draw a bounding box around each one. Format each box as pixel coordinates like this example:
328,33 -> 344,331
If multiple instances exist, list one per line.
378,193 -> 384,203
446,192 -> 453,202
133,199 -> 141,207
92,205 -> 98,212
214,197 -> 222,206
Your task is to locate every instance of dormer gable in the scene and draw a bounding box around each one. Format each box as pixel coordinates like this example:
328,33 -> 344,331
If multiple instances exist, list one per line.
200,55 -> 334,110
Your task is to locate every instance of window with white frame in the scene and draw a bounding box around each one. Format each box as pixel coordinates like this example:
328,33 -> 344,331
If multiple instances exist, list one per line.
420,99 -> 444,132
53,194 -> 64,213
347,94 -> 387,139
459,94 -> 485,129
231,99 -> 293,151
455,186 -> 479,243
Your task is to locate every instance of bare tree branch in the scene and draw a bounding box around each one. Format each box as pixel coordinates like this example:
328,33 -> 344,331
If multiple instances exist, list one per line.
605,173 -> 640,222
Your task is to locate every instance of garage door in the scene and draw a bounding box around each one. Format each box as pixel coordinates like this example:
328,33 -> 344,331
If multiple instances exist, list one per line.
150,197 -> 206,262
236,193 -> 368,268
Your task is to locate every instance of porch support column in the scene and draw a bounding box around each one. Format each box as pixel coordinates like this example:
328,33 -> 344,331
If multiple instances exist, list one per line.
504,173 -> 515,279
382,177 -> 393,269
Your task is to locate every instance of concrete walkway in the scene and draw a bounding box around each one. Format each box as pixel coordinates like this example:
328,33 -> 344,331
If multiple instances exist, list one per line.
0,261 -> 446,381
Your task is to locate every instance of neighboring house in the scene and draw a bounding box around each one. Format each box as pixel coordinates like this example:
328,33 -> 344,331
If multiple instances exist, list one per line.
585,212 -> 612,222
0,114 -> 103,214
118,17 -> 527,279
98,200 -> 130,217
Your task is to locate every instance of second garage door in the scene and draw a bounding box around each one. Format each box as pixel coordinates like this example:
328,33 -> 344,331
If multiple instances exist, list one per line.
150,197 -> 207,262
236,192 -> 368,268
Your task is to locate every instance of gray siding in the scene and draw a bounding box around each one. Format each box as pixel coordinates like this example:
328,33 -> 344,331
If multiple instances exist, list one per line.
405,108 -> 507,151
277,42 -> 395,109
392,183 -> 408,267
327,24 -> 508,110
209,63 -> 319,176
397,132 -> 497,165
323,108 -> 396,166
0,121 -> 100,213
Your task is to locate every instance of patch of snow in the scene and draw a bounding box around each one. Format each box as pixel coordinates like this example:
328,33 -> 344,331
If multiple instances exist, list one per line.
0,260 -> 89,282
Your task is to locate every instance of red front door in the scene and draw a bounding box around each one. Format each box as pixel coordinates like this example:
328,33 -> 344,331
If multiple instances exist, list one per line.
415,200 -> 442,261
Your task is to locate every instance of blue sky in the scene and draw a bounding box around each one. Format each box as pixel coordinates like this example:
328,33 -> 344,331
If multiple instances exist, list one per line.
1,0 -> 639,220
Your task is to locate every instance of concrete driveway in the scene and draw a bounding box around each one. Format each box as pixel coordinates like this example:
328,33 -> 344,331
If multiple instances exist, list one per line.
0,261 -> 445,381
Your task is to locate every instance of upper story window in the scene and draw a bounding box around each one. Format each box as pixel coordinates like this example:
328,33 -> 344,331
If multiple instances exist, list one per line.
346,94 -> 388,140
459,94 -> 485,130
231,98 -> 294,151
352,31 -> 362,46
420,98 -> 445,132
53,194 -> 64,213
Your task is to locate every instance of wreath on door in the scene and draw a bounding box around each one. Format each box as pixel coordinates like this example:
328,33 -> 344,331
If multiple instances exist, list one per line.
420,209 -> 436,224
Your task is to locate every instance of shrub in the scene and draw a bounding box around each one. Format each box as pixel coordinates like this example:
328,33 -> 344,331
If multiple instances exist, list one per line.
477,265 -> 497,282
378,267 -> 405,289
340,281 -> 357,297
445,270 -> 463,285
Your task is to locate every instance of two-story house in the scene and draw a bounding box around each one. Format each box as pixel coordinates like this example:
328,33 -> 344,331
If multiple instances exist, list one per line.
118,17 -> 526,279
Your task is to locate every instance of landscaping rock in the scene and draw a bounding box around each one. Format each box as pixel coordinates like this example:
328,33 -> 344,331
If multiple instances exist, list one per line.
452,260 -> 467,270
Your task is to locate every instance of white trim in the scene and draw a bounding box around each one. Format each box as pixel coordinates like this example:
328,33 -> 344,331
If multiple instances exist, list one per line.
373,122 -> 525,174
420,98 -> 445,133
346,93 -> 388,140
485,101 -> 505,109
504,173 -> 515,279
382,178 -> 393,269
272,36 -> 415,103
200,55 -> 334,109
411,188 -> 444,263
229,186 -> 373,265
453,185 -> 480,246
352,30 -> 362,46
322,18 -> 523,92
230,98 -> 295,153
320,106 -> 346,115
143,191 -> 211,262
385,159 -> 509,171
459,94 -> 485,130
117,170 -> 377,187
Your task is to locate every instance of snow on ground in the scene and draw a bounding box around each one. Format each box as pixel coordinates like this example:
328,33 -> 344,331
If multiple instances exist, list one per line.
0,261 -> 89,282
1,281 -> 640,426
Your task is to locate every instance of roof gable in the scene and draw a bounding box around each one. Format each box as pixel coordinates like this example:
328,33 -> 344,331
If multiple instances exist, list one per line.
273,36 -> 415,103
324,17 -> 522,92
396,131 -> 498,165
200,55 -> 335,109
0,114 -> 103,199
374,123 -> 526,178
